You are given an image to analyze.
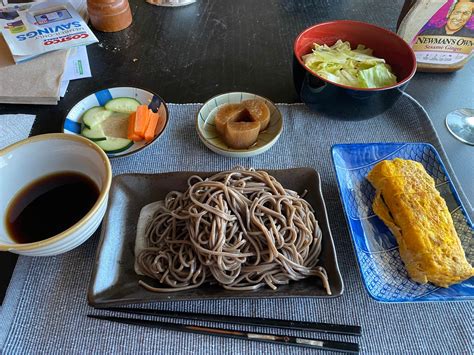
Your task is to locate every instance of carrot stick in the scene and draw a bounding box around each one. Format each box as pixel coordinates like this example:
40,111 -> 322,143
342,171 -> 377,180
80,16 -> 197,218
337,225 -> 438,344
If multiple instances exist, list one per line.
127,112 -> 142,141
134,105 -> 149,138
144,110 -> 160,142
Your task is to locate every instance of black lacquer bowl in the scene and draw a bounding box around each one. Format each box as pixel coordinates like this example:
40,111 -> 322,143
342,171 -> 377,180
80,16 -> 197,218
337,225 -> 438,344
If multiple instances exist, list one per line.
293,20 -> 417,120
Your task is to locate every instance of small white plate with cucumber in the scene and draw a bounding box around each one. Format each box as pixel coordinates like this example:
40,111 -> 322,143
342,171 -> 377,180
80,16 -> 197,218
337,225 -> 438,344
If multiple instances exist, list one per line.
64,87 -> 169,158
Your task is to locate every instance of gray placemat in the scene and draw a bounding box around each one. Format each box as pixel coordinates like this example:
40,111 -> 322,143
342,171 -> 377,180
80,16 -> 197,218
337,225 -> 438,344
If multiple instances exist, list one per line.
1,97 -> 472,354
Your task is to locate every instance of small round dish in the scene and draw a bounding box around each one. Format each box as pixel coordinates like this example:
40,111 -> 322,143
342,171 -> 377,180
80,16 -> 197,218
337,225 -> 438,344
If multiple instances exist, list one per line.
196,92 -> 283,158
64,87 -> 169,158
0,133 -> 112,256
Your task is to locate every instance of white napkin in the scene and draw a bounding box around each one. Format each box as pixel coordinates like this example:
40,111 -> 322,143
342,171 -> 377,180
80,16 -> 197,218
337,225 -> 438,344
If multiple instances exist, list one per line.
0,114 -> 36,149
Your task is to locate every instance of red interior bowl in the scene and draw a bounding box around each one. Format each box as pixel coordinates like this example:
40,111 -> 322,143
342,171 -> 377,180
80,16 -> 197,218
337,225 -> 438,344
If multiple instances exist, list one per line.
294,20 -> 417,90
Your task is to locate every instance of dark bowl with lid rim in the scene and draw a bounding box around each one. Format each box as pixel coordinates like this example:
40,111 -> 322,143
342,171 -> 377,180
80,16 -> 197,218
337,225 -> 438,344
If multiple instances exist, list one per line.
293,20 -> 417,120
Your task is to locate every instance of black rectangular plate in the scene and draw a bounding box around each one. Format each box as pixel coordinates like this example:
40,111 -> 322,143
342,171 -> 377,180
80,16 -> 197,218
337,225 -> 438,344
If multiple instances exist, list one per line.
88,168 -> 343,306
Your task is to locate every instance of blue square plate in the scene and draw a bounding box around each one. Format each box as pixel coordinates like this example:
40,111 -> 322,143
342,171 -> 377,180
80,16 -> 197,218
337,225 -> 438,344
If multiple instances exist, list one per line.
331,143 -> 473,302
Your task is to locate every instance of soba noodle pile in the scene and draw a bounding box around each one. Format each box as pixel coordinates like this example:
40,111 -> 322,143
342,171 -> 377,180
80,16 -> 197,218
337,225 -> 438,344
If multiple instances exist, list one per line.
136,168 -> 330,294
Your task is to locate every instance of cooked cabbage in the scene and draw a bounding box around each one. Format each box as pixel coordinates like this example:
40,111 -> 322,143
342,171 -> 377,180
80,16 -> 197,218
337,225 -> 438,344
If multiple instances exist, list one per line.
302,40 -> 397,88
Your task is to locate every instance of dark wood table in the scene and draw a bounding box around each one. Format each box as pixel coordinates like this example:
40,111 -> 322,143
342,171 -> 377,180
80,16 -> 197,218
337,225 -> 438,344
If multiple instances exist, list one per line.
1,0 -> 473,303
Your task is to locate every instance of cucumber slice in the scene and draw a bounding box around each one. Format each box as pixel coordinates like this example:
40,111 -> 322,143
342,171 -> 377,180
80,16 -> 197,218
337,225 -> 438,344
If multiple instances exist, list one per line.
81,106 -> 102,122
105,97 -> 141,114
82,106 -> 104,128
82,108 -> 113,128
81,124 -> 106,141
96,137 -> 133,153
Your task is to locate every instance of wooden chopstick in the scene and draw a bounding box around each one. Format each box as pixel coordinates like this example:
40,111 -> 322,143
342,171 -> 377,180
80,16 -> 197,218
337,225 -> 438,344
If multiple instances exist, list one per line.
88,315 -> 359,353
102,307 -> 362,336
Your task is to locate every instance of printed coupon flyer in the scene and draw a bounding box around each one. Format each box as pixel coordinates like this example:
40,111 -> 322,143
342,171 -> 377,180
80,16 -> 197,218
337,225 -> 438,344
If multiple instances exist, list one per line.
0,0 -> 98,62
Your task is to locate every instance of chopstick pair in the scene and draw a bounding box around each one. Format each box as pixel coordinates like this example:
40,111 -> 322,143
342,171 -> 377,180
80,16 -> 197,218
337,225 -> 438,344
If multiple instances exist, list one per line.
88,307 -> 361,353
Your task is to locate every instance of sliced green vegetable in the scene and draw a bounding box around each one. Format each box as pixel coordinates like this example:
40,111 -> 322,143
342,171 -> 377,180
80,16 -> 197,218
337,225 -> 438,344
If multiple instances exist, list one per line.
96,137 -> 133,153
82,108 -> 113,128
302,40 -> 397,89
81,124 -> 106,141
104,97 -> 141,114
81,106 -> 103,126
357,65 -> 398,89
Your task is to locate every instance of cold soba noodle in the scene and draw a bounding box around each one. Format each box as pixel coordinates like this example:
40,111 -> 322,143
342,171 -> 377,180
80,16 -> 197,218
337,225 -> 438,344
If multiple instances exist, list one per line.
136,168 -> 331,294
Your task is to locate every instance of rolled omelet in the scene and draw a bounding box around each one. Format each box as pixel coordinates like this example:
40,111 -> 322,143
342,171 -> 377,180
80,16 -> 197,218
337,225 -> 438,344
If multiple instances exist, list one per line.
367,158 -> 473,287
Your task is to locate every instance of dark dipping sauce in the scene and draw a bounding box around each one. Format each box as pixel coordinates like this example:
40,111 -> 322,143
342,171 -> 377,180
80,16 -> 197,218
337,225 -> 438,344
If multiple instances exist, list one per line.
6,171 -> 100,244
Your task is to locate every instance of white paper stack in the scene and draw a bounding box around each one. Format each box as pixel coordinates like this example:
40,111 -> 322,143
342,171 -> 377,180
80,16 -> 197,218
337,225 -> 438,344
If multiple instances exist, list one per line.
59,45 -> 92,97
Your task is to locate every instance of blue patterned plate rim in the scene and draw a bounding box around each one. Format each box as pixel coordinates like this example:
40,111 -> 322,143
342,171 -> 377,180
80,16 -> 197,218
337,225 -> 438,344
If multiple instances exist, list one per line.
331,142 -> 473,303
63,87 -> 169,159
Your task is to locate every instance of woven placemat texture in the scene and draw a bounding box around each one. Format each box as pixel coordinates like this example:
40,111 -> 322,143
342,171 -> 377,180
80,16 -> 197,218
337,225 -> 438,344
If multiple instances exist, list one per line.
1,97 -> 472,354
